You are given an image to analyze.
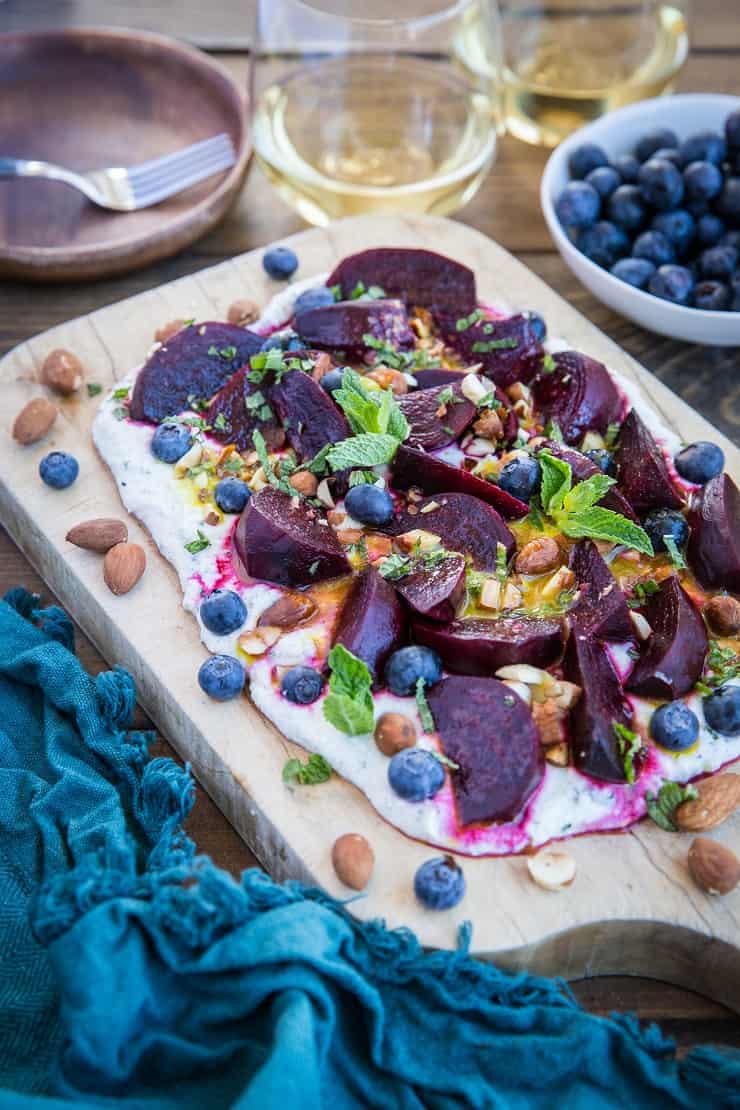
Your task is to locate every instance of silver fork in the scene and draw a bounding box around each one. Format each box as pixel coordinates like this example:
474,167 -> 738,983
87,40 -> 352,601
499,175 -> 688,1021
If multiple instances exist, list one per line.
0,134 -> 237,212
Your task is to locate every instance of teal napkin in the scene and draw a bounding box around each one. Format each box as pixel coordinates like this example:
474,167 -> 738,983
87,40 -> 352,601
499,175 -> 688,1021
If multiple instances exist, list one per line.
0,586 -> 738,1109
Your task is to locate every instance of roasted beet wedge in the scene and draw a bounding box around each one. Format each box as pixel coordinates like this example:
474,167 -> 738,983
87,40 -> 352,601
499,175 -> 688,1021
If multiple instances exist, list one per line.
392,444 -> 529,520
326,248 -> 476,315
412,368 -> 466,389
394,553 -> 466,623
411,371 -> 519,442
294,299 -> 413,357
531,351 -> 624,446
427,676 -> 544,825
129,323 -> 262,424
332,567 -> 405,683
627,575 -> 708,699
412,616 -> 563,675
397,383 -> 475,450
563,635 -> 635,784
269,369 -> 350,461
234,488 -> 350,587
687,473 -> 740,591
540,441 -> 637,521
206,368 -> 285,452
391,493 -> 515,570
438,314 -> 543,388
615,409 -> 682,515
568,539 -> 633,641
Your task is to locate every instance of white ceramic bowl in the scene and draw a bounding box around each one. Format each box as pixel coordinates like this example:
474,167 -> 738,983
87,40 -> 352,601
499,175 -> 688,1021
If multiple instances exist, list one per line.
541,94 -> 740,346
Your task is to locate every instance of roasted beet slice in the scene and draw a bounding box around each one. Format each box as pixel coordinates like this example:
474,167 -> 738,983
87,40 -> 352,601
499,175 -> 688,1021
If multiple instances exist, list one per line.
397,383 -> 475,450
438,313 -> 543,388
129,323 -> 262,424
615,409 -> 682,515
332,567 -> 405,683
206,368 -> 284,452
540,441 -> 637,521
626,575 -> 708,699
394,553 -> 466,623
562,634 -> 634,784
427,676 -> 543,825
412,368 -> 467,389
269,369 -> 350,461
326,248 -> 476,315
294,299 -> 413,357
234,488 -> 349,587
391,492 -> 515,570
531,351 -> 624,446
392,444 -> 529,520
687,473 -> 740,591
568,539 -> 633,641
412,616 -> 563,675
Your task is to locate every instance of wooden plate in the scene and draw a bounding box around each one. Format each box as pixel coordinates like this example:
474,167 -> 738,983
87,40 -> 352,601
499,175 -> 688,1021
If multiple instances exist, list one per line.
0,28 -> 251,282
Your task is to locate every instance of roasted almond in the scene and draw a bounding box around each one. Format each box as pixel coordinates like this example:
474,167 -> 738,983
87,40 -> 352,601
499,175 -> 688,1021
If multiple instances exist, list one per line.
258,592 -> 316,628
687,837 -> 740,895
227,298 -> 260,326
675,774 -> 740,832
103,542 -> 146,595
332,833 -> 375,890
41,349 -> 84,395
67,518 -> 128,553
12,397 -> 58,444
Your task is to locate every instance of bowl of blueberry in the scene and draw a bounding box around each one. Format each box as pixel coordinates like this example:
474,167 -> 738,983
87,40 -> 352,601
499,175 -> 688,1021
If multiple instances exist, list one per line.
541,93 -> 740,345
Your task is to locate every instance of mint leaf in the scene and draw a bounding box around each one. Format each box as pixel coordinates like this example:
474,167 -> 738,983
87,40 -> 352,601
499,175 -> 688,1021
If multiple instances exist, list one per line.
348,469 -> 377,486
184,530 -> 210,555
86,382 -> 103,397
663,534 -> 687,570
496,541 -> 508,585
541,354 -> 557,374
379,552 -> 412,580
558,507 -> 654,555
562,473 -> 616,514
327,643 -> 371,698
282,753 -> 333,785
538,451 -> 572,515
323,644 -> 374,735
386,401 -> 410,442
544,419 -> 564,443
415,677 -> 435,733
645,780 -> 698,831
613,722 -> 642,785
323,693 -> 373,735
327,433 -> 400,471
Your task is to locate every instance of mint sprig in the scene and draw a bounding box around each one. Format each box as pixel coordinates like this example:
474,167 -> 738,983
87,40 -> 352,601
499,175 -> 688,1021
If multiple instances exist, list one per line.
646,780 -> 698,831
282,753 -> 333,786
326,369 -> 409,473
322,644 -> 374,736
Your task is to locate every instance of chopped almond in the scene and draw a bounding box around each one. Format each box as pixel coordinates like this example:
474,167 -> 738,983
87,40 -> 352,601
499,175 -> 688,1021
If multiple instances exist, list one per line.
365,367 -> 408,395
397,529 -> 440,553
473,409 -> 503,440
541,566 -> 575,599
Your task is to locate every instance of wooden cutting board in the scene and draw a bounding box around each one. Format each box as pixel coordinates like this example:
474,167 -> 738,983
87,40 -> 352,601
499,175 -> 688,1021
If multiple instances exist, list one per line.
1,215 -> 739,1008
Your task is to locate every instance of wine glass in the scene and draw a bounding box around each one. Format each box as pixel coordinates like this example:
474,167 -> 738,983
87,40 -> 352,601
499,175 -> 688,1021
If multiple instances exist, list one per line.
251,0 -> 502,225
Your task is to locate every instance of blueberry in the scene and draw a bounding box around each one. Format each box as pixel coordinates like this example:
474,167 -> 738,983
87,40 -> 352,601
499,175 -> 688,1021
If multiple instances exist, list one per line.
293,286 -> 335,315
39,451 -> 79,490
717,177 -> 740,224
725,108 -> 740,149
652,209 -> 695,254
388,748 -> 445,803
652,147 -> 682,167
320,368 -> 345,394
613,153 -> 640,183
610,257 -> 656,290
263,246 -> 298,280
647,264 -> 694,306
649,702 -> 700,752
643,508 -> 689,554
199,589 -> 247,636
151,422 -> 193,463
344,484 -> 394,527
260,329 -> 301,352
577,221 -> 629,267
214,477 -> 251,514
699,244 -> 738,278
197,654 -> 246,701
632,230 -> 674,267
385,645 -> 442,697
696,212 -> 725,247
585,165 -> 621,198
721,230 -> 740,251
414,856 -> 465,911
498,456 -> 541,502
674,441 -> 725,484
635,128 -> 679,163
694,280 -> 732,311
638,158 -> 684,210
732,275 -> 740,311
678,130 -> 726,167
568,143 -> 609,180
584,448 -> 616,475
683,160 -> 723,202
555,181 -> 601,230
524,311 -> 547,342
686,197 -> 711,219
281,665 -> 324,705
608,185 -> 647,232
703,684 -> 740,736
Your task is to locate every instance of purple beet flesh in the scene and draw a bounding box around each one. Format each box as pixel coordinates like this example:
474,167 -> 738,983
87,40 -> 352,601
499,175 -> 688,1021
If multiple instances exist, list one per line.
397,382 -> 475,450
438,313 -> 543,388
206,368 -> 284,452
687,473 -> 740,591
615,409 -> 682,515
270,369 -> 351,461
540,441 -> 637,521
333,567 -> 406,683
394,553 -> 466,623
531,351 -> 624,446
325,248 -> 477,315
626,575 -> 708,699
294,299 -> 413,357
412,616 -> 564,675
568,539 -> 633,641
563,634 -> 635,784
392,444 -> 529,520
390,492 -> 515,570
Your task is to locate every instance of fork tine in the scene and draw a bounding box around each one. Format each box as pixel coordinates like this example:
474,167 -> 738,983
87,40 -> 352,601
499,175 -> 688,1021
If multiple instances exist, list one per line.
129,143 -> 235,196
130,150 -> 237,207
128,134 -> 234,185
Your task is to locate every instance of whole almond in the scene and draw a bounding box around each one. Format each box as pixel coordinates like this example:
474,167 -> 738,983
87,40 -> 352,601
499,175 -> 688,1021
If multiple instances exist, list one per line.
687,837 -> 740,895
103,542 -> 146,595
675,774 -> 740,832
704,595 -> 740,636
41,349 -> 84,395
258,592 -> 316,628
12,397 -> 58,444
331,833 -> 374,890
67,518 -> 128,553
227,298 -> 260,326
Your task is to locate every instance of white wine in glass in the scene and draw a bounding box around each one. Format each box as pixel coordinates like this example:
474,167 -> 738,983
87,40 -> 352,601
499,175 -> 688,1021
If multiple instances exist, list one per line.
251,0 -> 501,225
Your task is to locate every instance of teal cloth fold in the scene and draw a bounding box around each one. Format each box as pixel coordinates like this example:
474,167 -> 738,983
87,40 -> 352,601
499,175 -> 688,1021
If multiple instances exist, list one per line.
0,587 -> 738,1110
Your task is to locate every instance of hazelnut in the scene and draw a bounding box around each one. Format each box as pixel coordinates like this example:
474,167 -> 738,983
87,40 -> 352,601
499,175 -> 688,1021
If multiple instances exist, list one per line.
532,699 -> 566,746
704,594 -> 740,636
473,409 -> 503,441
289,471 -> 318,497
365,367 -> 408,395
227,298 -> 260,326
332,833 -> 375,890
41,348 -> 84,395
258,592 -> 316,628
154,319 -> 187,343
515,536 -> 561,576
374,712 -> 416,756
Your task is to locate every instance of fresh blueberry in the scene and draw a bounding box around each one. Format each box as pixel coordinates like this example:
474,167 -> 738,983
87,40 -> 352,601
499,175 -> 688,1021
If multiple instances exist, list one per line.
388,748 -> 445,803
610,257 -> 656,290
293,286 -> 335,315
613,153 -> 640,183
695,212 -> 725,247
721,230 -> 740,251
555,181 -> 601,230
524,311 -> 547,342
732,275 -> 740,311
568,142 -> 609,180
281,666 -> 324,705
577,221 -> 629,267
344,483 -> 394,527
498,456 -> 541,502
717,177 -> 740,224
678,130 -> 726,167
638,158 -> 684,210
652,209 -> 695,254
642,508 -> 689,554
649,702 -> 700,752
699,244 -> 738,278
584,448 -> 616,475
683,160 -> 723,202
263,246 -> 299,281
320,367 -> 345,394
385,645 -> 442,697
635,128 -> 679,163
648,264 -> 695,306
200,589 -> 247,636
414,856 -> 465,911
585,165 -> 621,198
725,108 -> 740,149
632,230 -> 674,267
674,441 -> 725,484
260,329 -> 301,352
703,685 -> 740,736
151,422 -> 193,463
608,185 -> 647,232
651,147 -> 682,167
694,280 -> 732,311
214,477 -> 251,514
198,654 -> 246,701
39,451 -> 79,490
686,197 -> 711,219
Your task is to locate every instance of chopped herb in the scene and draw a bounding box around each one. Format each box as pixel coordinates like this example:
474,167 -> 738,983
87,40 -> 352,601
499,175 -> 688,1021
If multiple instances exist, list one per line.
223,454 -> 244,473
613,722 -> 642,785
541,354 -> 557,374
604,423 -> 621,449
362,333 -> 440,372
432,751 -> 460,771
482,322 -> 494,334
699,640 -> 740,692
663,534 -> 687,570
627,647 -> 642,660
86,382 -> 103,397
415,677 -> 435,733
282,753 -> 333,786
187,393 -> 209,413
436,385 -> 457,407
252,429 -> 294,495
471,338 -> 518,353
645,780 -> 698,832
544,419 -> 564,443
182,318 -> 195,327
112,386 -> 130,400
348,281 -> 383,300
308,559 -> 320,577
348,469 -> 377,486
322,644 -> 374,736
213,412 -> 230,433
245,390 -> 267,412
208,344 -> 238,360
112,406 -> 128,421
476,391 -> 502,411
627,579 -> 659,609
503,694 -> 515,707
442,424 -> 454,436
247,347 -> 288,384
496,541 -> 508,585
184,530 -> 210,555
455,309 -> 484,331
330,284 -> 342,301
379,547 -> 449,581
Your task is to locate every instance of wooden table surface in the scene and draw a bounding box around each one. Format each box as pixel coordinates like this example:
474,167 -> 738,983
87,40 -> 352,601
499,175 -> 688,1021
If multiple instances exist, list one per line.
2,4 -> 740,1051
